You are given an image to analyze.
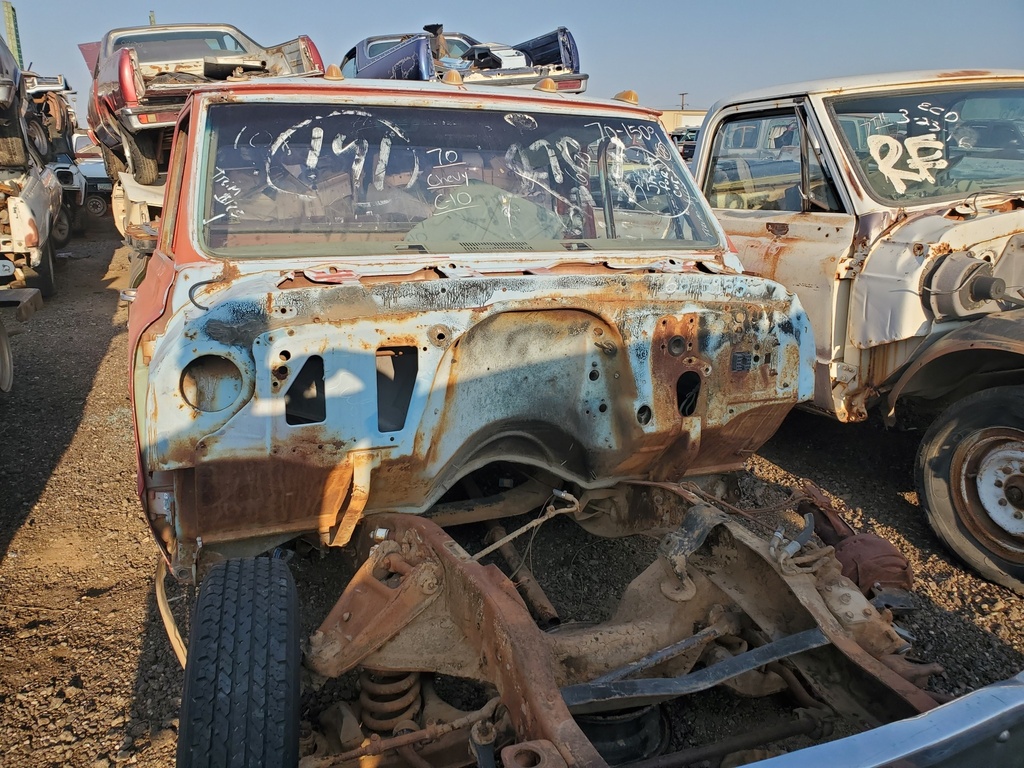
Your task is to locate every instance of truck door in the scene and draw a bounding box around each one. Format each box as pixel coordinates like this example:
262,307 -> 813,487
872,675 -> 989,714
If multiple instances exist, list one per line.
701,104 -> 857,414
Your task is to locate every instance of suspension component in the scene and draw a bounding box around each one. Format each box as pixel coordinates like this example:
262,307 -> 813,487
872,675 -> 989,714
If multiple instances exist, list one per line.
358,669 -> 423,733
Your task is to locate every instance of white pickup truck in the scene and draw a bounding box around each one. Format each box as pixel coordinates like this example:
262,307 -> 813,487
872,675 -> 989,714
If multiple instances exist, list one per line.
692,69 -> 1024,592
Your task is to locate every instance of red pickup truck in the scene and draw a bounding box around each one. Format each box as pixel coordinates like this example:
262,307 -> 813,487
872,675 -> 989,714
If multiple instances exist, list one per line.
83,24 -> 323,186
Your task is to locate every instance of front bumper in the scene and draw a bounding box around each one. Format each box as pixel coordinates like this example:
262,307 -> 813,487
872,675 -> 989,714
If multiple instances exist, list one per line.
120,105 -> 183,132
756,671 -> 1024,767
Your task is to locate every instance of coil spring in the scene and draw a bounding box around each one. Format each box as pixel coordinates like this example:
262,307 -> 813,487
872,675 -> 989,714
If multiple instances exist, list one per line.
358,669 -> 422,733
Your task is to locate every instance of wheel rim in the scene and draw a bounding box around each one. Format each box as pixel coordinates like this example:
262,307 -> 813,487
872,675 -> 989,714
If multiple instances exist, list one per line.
952,426 -> 1024,562
86,195 -> 108,217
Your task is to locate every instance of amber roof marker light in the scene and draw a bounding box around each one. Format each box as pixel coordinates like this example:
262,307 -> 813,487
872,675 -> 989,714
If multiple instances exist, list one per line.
442,69 -> 465,86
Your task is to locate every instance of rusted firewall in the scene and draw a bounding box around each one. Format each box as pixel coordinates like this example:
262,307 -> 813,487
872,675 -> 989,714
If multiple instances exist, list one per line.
143,270 -> 813,547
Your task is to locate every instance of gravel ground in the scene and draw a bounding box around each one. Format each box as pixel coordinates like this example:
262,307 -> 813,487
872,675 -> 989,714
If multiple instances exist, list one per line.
0,225 -> 1022,767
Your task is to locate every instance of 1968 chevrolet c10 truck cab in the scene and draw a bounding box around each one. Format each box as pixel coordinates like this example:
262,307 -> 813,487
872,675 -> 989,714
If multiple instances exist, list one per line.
693,69 -> 1024,595
127,71 -> 1024,768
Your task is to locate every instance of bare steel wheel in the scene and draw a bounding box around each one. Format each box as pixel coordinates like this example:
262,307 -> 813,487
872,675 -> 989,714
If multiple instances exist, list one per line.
917,386 -> 1024,593
85,193 -> 109,218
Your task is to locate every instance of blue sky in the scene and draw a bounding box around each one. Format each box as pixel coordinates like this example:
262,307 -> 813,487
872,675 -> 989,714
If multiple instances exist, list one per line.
15,0 -> 1024,123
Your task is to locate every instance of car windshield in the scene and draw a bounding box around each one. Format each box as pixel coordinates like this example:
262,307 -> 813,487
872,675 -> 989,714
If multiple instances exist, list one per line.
196,101 -> 721,258
828,84 -> 1024,204
112,30 -> 248,64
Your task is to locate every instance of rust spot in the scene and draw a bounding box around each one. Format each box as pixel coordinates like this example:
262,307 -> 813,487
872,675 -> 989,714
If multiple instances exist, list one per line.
25,218 -> 39,248
173,450 -> 355,543
937,70 -> 993,78
986,198 -> 1024,214
756,238 -> 796,282
220,260 -> 242,281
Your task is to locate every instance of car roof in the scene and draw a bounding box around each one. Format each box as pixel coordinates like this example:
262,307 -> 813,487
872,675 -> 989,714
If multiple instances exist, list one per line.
707,69 -> 1024,111
185,76 -> 661,118
104,23 -> 246,39
363,31 -> 473,40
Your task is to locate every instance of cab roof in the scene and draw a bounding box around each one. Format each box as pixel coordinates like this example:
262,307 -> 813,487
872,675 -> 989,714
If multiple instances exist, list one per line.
707,69 -> 1024,112
186,75 -> 662,119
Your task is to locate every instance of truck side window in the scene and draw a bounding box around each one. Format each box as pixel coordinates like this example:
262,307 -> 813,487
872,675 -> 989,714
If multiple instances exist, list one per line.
804,137 -> 843,213
705,111 -> 842,213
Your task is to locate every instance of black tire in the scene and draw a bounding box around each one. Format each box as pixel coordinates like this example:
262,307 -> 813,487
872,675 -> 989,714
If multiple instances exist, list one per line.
26,240 -> 57,298
916,385 -> 1024,593
177,557 -> 301,768
85,193 -> 109,218
51,204 -> 73,249
124,130 -> 160,185
25,114 -> 50,158
71,206 -> 88,236
0,317 -> 12,393
100,142 -> 127,180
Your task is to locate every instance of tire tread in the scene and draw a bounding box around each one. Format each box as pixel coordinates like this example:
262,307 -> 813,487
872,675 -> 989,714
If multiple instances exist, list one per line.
177,558 -> 300,768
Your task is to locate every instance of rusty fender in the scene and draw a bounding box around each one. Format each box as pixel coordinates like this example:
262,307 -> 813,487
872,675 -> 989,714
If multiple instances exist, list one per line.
884,307 -> 1024,415
138,270 -> 814,551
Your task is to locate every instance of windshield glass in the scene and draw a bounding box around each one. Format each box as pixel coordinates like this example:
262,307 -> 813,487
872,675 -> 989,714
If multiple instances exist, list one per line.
196,101 -> 721,258
829,84 -> 1024,204
113,30 -> 248,63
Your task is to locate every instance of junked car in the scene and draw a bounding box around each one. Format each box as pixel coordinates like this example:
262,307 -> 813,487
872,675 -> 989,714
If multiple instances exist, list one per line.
692,69 -> 1024,595
341,24 -> 587,93
47,150 -> 85,246
78,156 -> 112,219
66,132 -> 114,219
0,38 -> 62,299
129,70 -> 994,767
23,71 -> 77,159
671,126 -> 699,161
84,23 -> 324,188
23,72 -> 94,244
0,38 -> 54,392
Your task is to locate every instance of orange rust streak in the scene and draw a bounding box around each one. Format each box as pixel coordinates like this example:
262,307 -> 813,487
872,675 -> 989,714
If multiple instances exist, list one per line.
937,70 -> 993,78
174,459 -> 353,544
25,219 -> 39,248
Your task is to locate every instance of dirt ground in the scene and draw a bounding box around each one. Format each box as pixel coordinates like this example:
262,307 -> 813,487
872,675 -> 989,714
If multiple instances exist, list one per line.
0,224 -> 1022,767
